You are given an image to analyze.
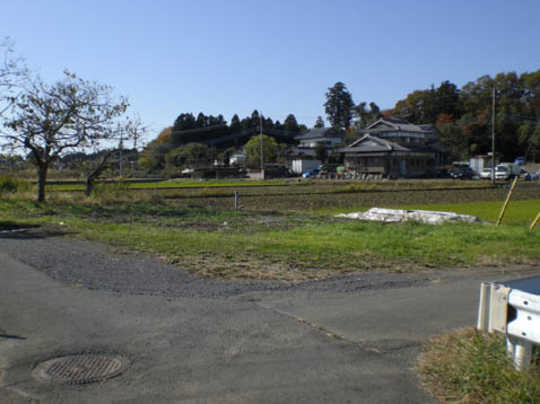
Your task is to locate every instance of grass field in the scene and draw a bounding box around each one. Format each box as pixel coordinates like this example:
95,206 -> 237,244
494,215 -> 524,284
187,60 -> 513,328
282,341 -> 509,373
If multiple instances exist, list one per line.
1,179 -> 538,280
418,329 -> 540,403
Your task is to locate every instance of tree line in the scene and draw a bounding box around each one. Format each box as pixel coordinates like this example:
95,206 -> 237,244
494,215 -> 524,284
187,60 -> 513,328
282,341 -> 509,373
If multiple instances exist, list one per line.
140,110 -> 308,173
323,71 -> 540,162
143,69 -> 540,176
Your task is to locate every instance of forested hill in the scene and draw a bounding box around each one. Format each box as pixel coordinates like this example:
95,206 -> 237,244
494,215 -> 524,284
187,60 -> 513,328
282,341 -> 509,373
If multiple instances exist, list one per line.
392,70 -> 539,161
153,110 -> 306,149
140,110 -> 307,171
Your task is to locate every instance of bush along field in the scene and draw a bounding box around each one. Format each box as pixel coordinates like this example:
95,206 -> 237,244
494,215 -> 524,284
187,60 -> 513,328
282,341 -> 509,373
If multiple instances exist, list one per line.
0,182 -> 539,281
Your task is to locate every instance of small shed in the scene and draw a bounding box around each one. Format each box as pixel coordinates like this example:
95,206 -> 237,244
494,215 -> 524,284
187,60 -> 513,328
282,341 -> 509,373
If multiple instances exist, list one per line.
470,155 -> 495,174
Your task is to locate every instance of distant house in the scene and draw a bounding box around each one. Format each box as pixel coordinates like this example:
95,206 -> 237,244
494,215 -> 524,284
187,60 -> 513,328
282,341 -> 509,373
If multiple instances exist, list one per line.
287,128 -> 346,174
288,147 -> 320,174
340,118 -> 445,178
294,128 -> 345,148
229,152 -> 246,166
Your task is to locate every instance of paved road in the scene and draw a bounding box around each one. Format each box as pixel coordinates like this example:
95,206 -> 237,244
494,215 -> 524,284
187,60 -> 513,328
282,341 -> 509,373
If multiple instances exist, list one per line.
1,235 -> 537,403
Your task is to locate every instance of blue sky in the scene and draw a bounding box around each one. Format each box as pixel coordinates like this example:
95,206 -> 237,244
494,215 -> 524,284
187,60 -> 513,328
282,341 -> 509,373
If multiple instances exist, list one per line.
2,0 -> 539,142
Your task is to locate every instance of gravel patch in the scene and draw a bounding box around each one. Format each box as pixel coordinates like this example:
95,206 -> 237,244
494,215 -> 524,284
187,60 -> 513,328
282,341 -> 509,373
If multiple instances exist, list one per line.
0,231 -> 451,298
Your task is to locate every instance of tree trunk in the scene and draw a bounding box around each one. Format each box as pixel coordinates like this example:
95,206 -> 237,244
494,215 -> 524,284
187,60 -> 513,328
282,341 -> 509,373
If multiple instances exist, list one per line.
84,153 -> 112,197
37,164 -> 48,202
85,176 -> 95,196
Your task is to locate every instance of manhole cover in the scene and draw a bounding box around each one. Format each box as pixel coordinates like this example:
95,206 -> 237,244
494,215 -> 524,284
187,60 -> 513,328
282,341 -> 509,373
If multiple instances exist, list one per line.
33,354 -> 129,385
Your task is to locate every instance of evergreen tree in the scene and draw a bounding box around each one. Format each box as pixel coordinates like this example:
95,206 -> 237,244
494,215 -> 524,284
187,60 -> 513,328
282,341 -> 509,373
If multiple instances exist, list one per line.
230,114 -> 241,132
369,102 -> 381,120
283,114 -> 300,132
324,82 -> 354,130
250,110 -> 260,128
314,116 -> 325,128
173,113 -> 196,131
196,112 -> 207,128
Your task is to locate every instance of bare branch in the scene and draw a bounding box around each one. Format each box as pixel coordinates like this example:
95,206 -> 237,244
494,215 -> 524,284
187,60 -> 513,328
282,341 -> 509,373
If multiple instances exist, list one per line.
1,69 -> 128,201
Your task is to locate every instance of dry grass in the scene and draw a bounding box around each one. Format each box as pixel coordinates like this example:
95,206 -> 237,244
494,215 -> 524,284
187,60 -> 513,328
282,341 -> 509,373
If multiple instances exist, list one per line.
417,328 -> 540,403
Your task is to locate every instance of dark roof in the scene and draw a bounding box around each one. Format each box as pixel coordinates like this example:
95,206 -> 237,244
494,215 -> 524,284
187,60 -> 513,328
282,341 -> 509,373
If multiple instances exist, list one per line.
340,135 -> 439,154
295,128 -> 345,140
364,118 -> 435,134
288,147 -> 317,158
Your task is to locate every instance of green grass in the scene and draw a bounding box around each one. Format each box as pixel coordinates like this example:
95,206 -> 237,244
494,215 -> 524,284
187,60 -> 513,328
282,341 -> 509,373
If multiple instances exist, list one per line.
418,329 -> 540,403
1,193 -> 538,280
47,178 -> 291,191
46,178 -> 498,192
398,199 -> 540,225
315,199 -> 540,225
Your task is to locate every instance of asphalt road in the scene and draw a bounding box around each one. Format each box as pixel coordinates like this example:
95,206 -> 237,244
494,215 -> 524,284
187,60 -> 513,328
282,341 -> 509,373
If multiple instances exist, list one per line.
1,233 -> 537,403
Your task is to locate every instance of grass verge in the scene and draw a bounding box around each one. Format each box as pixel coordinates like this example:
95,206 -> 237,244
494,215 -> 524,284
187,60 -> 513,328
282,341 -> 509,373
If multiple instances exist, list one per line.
418,328 -> 540,403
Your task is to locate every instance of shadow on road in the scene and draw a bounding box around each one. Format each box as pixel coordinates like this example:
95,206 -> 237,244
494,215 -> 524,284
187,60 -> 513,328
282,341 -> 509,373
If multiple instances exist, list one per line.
0,334 -> 26,340
0,226 -> 69,240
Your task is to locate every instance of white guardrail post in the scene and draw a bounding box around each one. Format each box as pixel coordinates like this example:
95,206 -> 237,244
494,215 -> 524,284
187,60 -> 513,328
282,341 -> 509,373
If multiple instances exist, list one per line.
477,277 -> 540,371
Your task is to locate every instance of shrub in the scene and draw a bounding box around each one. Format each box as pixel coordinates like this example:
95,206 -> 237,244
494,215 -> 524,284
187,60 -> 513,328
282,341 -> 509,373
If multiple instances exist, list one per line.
0,175 -> 32,195
91,182 -> 131,200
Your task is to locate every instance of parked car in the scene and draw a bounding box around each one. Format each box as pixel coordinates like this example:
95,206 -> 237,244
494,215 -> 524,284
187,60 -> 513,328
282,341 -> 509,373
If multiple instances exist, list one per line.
302,168 -> 320,178
479,167 -> 492,179
423,168 -> 452,178
495,164 -> 520,180
520,169 -> 532,181
450,167 -> 475,180
495,165 -> 511,180
479,167 -> 493,180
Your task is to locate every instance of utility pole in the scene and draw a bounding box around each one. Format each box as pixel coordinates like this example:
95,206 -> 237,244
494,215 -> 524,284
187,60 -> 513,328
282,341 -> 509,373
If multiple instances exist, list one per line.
259,112 -> 264,179
119,130 -> 124,177
491,86 -> 496,185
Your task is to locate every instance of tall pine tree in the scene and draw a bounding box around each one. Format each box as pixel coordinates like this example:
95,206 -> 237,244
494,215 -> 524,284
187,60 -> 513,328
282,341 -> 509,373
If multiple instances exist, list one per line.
324,82 -> 354,130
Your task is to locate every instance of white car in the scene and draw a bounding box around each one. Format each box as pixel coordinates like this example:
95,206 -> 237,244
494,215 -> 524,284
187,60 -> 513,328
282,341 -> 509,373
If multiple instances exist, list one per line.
480,168 -> 493,180
495,165 -> 511,180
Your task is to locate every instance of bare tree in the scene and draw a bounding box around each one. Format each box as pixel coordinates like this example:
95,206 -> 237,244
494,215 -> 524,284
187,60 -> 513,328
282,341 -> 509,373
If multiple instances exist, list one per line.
0,37 -> 28,117
82,116 -> 148,196
2,70 -> 128,201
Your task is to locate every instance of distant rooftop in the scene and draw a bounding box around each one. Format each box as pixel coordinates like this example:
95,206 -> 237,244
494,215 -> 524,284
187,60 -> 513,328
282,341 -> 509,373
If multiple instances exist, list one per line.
341,134 -> 441,154
295,128 -> 345,140
363,118 -> 436,134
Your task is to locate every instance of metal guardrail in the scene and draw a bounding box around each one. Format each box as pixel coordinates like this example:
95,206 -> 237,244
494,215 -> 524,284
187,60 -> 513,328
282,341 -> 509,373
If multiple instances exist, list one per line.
477,277 -> 540,370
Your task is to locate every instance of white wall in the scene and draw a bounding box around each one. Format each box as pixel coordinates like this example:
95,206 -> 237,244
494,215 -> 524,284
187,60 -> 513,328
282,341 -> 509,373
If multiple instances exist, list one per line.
291,159 -> 321,174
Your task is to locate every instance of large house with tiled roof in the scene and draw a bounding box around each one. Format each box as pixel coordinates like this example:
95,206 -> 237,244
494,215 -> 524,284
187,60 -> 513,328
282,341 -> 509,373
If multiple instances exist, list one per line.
340,118 -> 445,178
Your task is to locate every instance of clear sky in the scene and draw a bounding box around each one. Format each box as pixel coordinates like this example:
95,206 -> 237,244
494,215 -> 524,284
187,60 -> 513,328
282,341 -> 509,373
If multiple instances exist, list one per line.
2,0 -> 539,141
